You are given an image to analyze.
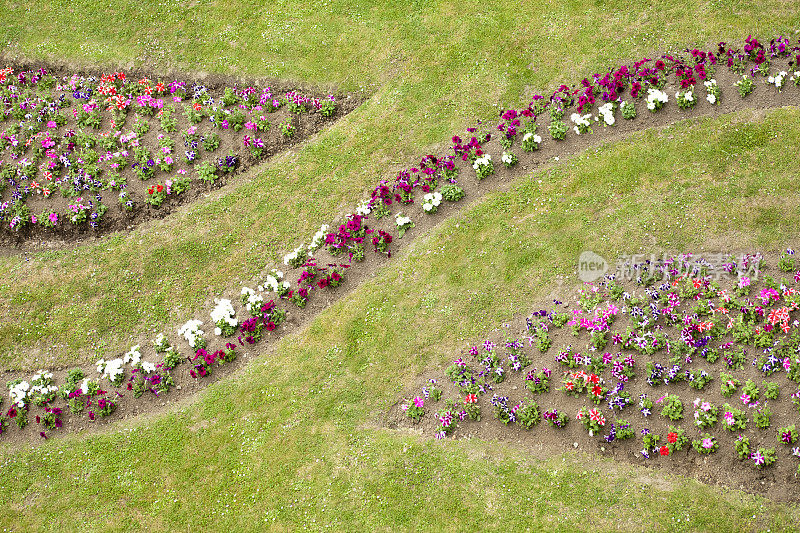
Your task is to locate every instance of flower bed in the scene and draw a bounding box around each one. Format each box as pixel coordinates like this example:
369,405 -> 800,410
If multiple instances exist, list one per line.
393,252 -> 800,500
0,64 -> 354,241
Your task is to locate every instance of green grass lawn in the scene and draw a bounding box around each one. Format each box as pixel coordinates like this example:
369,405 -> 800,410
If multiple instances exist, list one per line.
2,108 -> 800,531
1,1 -> 800,369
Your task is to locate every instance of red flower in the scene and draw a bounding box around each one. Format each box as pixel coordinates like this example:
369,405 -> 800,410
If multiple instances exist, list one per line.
156,184 -> 164,193
659,446 -> 670,456
148,186 -> 154,195
266,321 -> 276,331
667,432 -> 678,444
592,385 -> 603,397
589,373 -> 600,384
193,102 -> 202,111
464,394 -> 477,404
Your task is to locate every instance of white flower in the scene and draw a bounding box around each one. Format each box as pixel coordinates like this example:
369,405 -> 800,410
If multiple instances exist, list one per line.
395,213 -> 412,226
141,361 -> 156,373
533,134 -> 541,143
124,345 -> 142,365
706,94 -> 716,104
523,132 -> 532,141
355,202 -> 372,216
210,298 -> 237,331
214,327 -> 222,335
309,224 -> 330,250
646,101 -> 655,110
9,380 -> 30,407
472,154 -> 492,170
423,203 -> 433,212
501,151 -> 514,164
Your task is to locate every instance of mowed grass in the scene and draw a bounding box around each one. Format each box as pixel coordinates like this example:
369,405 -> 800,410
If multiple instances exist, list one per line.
1,1 -> 800,368
2,109 -> 800,530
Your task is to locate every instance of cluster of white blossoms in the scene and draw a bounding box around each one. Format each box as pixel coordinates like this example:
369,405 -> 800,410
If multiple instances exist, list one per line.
522,132 -> 542,144
96,357 -> 125,383
241,286 -> 264,314
309,224 -> 330,251
395,212 -> 412,227
259,269 -> 289,293
283,244 -> 312,267
768,71 -> 788,90
422,192 -> 443,212
210,298 -> 238,335
178,319 -> 205,348
472,153 -> 492,170
123,344 -> 142,366
646,88 -> 669,110
570,112 -> 592,134
703,79 -> 719,104
9,379 -> 30,407
355,201 -> 372,216
597,102 -> 615,126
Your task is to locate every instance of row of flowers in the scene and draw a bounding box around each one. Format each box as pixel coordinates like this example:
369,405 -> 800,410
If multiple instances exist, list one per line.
3,33 -> 799,439
0,66 -> 339,232
401,252 -> 800,476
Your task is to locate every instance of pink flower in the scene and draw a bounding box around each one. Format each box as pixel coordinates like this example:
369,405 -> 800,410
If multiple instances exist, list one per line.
740,393 -> 750,404
702,438 -> 714,449
413,397 -> 424,408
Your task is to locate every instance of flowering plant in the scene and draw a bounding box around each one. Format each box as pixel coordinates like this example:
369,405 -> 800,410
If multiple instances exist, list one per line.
753,405 -> 772,429
778,424 -> 798,445
576,406 -> 606,436
767,71 -> 788,91
597,102 -> 616,126
675,87 -> 696,109
516,399 -> 541,429
570,112 -> 592,134
394,212 -> 414,238
521,131 -> 542,152
524,367 -> 550,394
177,319 -> 206,350
421,191 -> 442,213
703,79 -> 721,104
472,153 -> 493,180
720,372 -> 740,397
666,426 -> 689,453
645,88 -> 668,111
692,433 -> 718,454
735,76 -> 755,97
620,100 -> 636,120
721,403 -> 747,431
210,298 -> 238,336
751,447 -> 777,469
692,398 -> 718,429
543,408 -> 568,428
96,358 -> 125,386
500,151 -> 518,168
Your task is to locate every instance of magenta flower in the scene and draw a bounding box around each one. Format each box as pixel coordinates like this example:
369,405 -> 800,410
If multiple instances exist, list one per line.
702,438 -> 714,449
413,397 -> 424,408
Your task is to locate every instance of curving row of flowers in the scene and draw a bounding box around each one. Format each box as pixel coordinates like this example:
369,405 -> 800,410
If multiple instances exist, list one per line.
0,67 -> 339,234
4,33 -> 800,441
400,252 -> 800,478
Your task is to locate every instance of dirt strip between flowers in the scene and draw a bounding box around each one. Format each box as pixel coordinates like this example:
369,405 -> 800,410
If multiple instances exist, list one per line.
1,58 -> 800,453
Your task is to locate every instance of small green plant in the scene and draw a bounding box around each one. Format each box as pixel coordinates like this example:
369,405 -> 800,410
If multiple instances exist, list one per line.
689,369 -> 712,390
721,404 -> 747,431
280,119 -> 295,138
548,119 -> 567,140
720,373 -> 740,397
692,398 -> 718,429
735,76 -> 755,98
202,132 -> 221,152
620,100 -> 636,120
319,99 -> 336,117
763,381 -> 779,400
660,394 -> 683,421
753,406 -> 772,429
516,399 -> 541,429
734,435 -> 751,460
439,184 -> 465,202
197,161 -> 218,184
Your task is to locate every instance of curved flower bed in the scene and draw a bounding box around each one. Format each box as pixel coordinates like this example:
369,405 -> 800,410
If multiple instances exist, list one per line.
0,65 -> 353,241
392,252 -> 800,500
3,34 -> 800,446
